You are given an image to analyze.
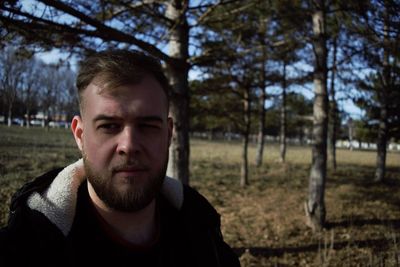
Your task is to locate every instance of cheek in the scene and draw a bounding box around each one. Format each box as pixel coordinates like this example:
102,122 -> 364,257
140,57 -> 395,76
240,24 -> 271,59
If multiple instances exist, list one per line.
83,132 -> 115,167
146,136 -> 169,161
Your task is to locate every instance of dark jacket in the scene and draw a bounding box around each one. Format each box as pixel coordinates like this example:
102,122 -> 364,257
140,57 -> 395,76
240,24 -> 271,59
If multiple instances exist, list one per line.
0,160 -> 240,267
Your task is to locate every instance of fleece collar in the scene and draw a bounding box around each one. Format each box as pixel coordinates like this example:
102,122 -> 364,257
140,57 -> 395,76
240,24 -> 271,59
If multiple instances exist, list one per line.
26,159 -> 184,237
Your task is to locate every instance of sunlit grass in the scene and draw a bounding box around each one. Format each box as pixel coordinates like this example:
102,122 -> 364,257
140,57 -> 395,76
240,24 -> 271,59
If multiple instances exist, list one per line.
191,138 -> 399,168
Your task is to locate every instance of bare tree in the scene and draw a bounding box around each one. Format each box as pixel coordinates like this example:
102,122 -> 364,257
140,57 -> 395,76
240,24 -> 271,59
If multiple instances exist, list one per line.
22,57 -> 42,128
0,47 -> 26,126
38,64 -> 62,128
58,66 -> 78,124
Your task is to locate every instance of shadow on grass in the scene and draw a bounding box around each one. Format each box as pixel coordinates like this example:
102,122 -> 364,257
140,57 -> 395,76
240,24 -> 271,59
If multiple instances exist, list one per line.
328,164 -> 400,207
234,162 -> 400,259
326,218 -> 400,229
233,237 -> 395,257
329,165 -> 400,185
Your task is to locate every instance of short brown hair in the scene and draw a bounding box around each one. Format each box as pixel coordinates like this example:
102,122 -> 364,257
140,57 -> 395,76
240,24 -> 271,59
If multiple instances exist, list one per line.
76,50 -> 170,110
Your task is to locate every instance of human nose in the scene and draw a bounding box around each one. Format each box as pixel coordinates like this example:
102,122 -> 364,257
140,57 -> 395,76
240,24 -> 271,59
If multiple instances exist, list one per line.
116,127 -> 140,156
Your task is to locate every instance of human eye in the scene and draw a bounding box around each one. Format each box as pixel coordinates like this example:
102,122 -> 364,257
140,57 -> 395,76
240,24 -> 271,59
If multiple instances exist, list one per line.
139,123 -> 161,131
97,123 -> 121,133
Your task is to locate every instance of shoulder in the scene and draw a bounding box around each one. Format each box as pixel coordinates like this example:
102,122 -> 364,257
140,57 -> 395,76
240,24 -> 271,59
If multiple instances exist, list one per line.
181,185 -> 221,227
2,167 -> 64,237
11,168 -> 63,202
8,167 -> 63,218
161,177 -> 220,225
180,186 -> 241,267
0,167 -> 73,265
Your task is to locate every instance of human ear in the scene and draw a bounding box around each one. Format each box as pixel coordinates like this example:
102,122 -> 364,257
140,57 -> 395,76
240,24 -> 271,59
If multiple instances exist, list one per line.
71,115 -> 84,151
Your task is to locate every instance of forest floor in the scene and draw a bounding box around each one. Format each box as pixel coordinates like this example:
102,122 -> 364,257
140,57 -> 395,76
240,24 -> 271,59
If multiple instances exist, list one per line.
1,125 -> 399,266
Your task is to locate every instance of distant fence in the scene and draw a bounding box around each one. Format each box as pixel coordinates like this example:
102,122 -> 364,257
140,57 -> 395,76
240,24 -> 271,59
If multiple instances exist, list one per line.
190,132 -> 400,151
336,140 -> 400,151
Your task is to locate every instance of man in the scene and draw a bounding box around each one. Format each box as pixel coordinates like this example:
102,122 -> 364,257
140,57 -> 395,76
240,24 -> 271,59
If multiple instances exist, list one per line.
0,50 -> 240,267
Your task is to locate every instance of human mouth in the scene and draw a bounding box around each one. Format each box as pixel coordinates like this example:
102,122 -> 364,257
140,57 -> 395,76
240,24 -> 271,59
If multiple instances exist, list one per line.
113,167 -> 148,177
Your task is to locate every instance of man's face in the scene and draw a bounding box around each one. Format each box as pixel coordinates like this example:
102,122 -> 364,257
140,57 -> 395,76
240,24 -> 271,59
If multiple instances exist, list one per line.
72,75 -> 172,212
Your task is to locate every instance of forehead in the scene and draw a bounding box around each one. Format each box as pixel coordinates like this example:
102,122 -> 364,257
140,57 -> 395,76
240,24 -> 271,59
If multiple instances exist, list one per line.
81,76 -> 168,119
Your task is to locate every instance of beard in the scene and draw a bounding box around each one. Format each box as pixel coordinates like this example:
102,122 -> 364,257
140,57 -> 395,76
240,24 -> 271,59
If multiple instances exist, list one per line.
83,153 -> 167,212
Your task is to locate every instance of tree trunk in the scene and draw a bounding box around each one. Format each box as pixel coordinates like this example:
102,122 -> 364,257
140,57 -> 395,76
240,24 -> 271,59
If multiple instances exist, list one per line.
348,122 -> 354,151
227,125 -> 232,141
7,103 -> 12,127
165,0 -> 190,185
255,18 -> 268,167
375,14 -> 390,183
329,37 -> 338,170
241,88 -> 251,187
45,110 -> 50,131
241,134 -> 249,187
255,87 -> 266,167
280,62 -> 287,163
375,107 -> 388,182
305,0 -> 328,231
26,108 -> 31,128
25,87 -> 32,129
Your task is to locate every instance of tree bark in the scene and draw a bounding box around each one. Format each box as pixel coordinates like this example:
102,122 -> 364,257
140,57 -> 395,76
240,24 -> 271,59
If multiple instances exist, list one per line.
280,62 -> 287,163
328,37 -> 338,170
241,88 -> 251,187
305,0 -> 328,231
165,0 -> 190,185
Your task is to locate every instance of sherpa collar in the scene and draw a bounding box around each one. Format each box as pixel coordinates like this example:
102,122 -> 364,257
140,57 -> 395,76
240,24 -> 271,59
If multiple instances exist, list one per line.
27,159 -> 184,237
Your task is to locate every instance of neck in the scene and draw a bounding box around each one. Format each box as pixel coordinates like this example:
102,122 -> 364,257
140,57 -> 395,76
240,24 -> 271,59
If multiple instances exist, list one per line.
87,181 -> 158,246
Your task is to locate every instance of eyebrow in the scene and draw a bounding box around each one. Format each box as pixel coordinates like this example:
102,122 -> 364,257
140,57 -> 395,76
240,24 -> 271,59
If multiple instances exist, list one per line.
137,116 -> 164,123
92,114 -> 121,123
92,114 -> 164,123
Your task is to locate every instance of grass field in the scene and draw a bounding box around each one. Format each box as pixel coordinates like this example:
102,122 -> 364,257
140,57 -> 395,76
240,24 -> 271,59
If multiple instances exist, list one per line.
1,125 -> 399,266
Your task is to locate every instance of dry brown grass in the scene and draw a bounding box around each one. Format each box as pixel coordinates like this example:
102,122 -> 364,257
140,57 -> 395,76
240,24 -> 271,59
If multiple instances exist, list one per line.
1,127 -> 400,266
191,139 -> 400,266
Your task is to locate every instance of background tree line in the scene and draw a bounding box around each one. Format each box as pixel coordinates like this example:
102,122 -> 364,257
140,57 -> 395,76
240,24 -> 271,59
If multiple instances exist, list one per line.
1,0 -> 399,231
0,46 -> 77,127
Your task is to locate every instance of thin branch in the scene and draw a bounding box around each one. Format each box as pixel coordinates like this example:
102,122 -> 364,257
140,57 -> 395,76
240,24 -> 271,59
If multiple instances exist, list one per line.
36,0 -> 171,63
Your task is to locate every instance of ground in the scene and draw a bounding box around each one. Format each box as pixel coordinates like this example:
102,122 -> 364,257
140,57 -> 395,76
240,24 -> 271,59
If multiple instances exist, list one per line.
0,125 -> 399,266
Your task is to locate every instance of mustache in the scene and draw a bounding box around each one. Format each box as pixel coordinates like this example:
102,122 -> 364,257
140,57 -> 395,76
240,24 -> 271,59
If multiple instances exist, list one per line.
111,160 -> 147,173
